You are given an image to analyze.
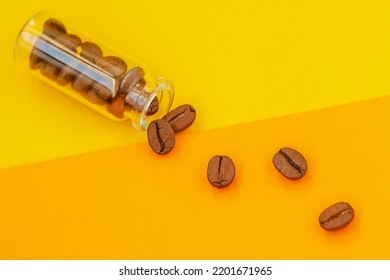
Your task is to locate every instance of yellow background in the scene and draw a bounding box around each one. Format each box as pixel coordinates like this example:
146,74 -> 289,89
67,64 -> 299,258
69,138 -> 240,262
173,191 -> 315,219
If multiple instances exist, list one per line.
1,0 -> 390,259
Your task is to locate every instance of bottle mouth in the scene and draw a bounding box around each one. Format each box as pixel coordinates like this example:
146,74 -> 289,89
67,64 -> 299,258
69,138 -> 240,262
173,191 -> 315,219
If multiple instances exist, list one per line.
132,78 -> 174,131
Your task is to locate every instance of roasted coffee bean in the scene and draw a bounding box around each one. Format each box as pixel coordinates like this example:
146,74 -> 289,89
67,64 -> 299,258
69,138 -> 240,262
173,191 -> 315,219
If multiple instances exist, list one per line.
107,95 -> 126,119
57,33 -> 82,52
57,65 -> 77,86
119,67 -> 145,94
96,56 -> 127,77
319,202 -> 354,231
93,83 -> 114,100
273,147 -> 307,180
147,119 -> 175,155
163,104 -> 196,133
207,155 -> 235,188
39,62 -> 60,82
146,97 -> 159,116
72,74 -> 94,93
30,47 -> 45,70
43,18 -> 67,39
30,37 -> 52,69
81,90 -> 107,105
80,41 -> 103,63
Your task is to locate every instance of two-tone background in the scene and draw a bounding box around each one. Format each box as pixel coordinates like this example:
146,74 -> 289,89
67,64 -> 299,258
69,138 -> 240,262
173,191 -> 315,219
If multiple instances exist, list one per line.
1,0 -> 390,259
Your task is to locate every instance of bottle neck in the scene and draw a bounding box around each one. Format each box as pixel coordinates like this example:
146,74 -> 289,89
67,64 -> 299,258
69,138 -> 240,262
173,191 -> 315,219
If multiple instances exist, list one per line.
125,77 -> 174,131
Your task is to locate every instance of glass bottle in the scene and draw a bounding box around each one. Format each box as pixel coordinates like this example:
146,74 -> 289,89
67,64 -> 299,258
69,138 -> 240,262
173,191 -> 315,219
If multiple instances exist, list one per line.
14,11 -> 174,131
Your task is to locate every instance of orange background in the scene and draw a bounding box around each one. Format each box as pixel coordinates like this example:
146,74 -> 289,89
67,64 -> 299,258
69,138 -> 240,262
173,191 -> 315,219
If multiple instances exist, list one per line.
1,0 -> 390,259
1,96 -> 390,259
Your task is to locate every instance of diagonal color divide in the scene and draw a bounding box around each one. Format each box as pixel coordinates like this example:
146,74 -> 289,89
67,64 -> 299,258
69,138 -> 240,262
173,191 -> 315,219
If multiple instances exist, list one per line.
2,0 -> 390,169
1,95 -> 390,259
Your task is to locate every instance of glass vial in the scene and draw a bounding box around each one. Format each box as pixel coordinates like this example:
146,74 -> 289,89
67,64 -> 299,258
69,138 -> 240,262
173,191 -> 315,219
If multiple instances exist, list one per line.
14,11 -> 174,131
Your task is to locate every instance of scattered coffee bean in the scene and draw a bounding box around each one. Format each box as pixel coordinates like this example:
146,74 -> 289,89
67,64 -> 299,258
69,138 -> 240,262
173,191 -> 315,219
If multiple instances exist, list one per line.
319,202 -> 354,231
96,56 -> 127,77
43,18 -> 67,39
80,41 -> 103,63
207,155 -> 235,188
273,147 -> 307,180
163,104 -> 196,133
107,95 -> 126,119
147,119 -> 175,155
